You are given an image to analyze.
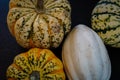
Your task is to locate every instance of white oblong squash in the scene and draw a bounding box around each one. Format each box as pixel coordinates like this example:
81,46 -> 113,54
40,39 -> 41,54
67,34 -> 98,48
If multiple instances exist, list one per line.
62,24 -> 111,80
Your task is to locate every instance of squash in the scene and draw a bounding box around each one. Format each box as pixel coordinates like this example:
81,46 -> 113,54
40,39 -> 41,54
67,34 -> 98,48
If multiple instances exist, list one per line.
7,0 -> 71,48
91,0 -> 120,48
7,48 -> 65,80
62,24 -> 111,80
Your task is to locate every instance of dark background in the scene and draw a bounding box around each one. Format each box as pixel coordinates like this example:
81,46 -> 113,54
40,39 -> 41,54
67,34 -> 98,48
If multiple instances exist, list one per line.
0,0 -> 120,80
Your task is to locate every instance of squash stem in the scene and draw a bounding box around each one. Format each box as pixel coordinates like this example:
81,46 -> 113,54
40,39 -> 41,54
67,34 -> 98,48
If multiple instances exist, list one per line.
30,71 -> 40,80
36,0 -> 44,13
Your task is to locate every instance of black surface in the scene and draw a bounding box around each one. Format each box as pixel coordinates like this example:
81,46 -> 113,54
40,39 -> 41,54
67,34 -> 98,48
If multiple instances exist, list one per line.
0,0 -> 120,80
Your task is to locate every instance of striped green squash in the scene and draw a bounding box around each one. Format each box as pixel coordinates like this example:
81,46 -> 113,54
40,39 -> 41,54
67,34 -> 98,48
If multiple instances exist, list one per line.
91,0 -> 120,48
7,0 -> 71,49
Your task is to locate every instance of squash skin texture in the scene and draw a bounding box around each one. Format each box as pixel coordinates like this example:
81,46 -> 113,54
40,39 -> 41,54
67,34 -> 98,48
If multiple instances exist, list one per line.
7,48 -> 65,80
91,0 -> 120,48
7,0 -> 71,48
62,24 -> 111,80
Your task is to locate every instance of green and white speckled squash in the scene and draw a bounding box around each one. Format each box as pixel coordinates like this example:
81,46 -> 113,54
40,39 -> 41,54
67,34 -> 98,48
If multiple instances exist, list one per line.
7,48 -> 65,80
7,0 -> 71,48
91,0 -> 120,48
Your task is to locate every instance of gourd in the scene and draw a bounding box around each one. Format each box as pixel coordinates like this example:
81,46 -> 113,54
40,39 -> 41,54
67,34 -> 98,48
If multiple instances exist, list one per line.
91,0 -> 120,48
7,48 -> 65,80
7,0 -> 71,48
62,24 -> 111,80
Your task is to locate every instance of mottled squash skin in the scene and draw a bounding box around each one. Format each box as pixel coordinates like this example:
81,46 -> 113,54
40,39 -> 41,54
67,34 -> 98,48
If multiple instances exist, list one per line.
7,48 -> 65,80
91,0 -> 120,48
7,0 -> 71,48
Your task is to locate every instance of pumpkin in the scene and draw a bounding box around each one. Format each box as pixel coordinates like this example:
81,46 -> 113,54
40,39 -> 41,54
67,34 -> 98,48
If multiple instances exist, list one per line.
7,48 -> 65,80
91,0 -> 120,48
62,24 -> 111,80
7,0 -> 71,48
